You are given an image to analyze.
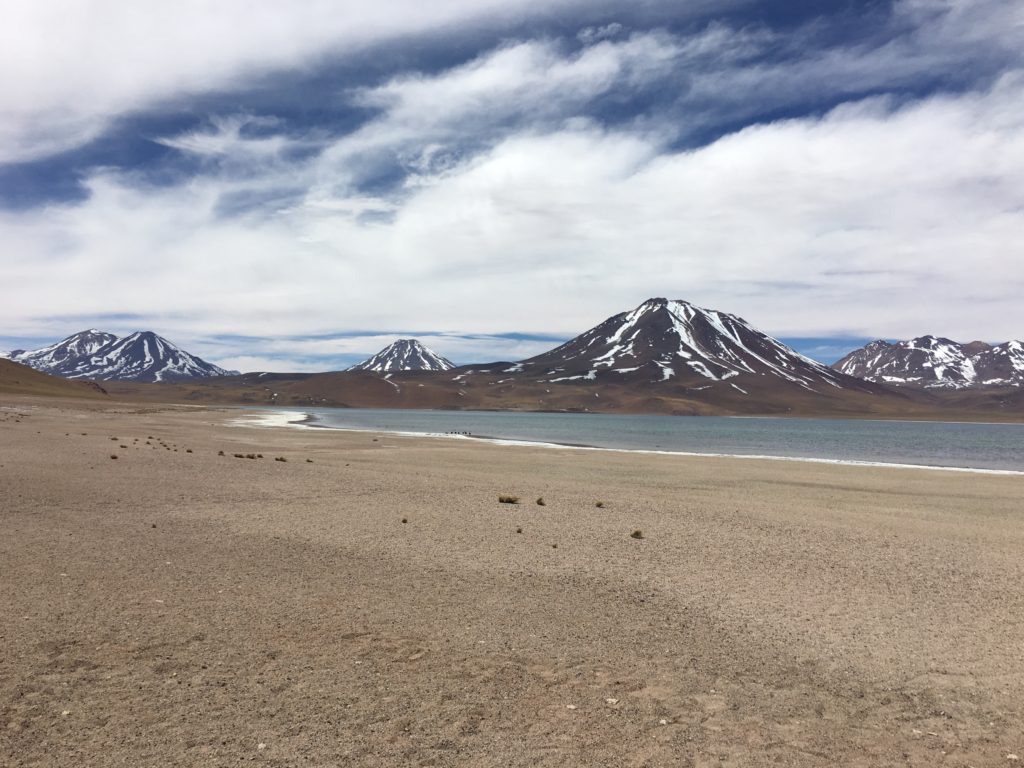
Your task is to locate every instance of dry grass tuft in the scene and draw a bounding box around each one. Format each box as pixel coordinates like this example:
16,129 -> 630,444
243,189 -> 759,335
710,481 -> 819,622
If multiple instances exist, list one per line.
536,497 -> 546,506
498,495 -> 520,504
630,530 -> 644,540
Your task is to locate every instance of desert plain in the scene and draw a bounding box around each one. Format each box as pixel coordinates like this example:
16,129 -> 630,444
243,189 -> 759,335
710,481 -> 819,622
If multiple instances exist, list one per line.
1,397 -> 1023,767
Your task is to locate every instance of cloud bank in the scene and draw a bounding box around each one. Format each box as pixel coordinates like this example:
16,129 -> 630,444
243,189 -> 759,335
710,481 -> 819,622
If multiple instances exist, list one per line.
1,0 -> 1021,369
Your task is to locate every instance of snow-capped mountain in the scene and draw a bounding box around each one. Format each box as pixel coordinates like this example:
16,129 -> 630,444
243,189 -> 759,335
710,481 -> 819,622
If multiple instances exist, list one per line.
7,329 -> 118,371
9,330 -> 234,382
834,337 -> 1024,389
349,339 -> 454,372
506,298 -> 874,394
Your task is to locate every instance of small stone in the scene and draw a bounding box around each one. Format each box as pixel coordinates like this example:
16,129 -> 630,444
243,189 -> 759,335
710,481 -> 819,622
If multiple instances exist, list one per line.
605,698 -> 619,705
257,742 -> 266,751
1007,755 -> 1019,762
659,718 -> 668,725
565,704 -> 577,710
61,710 -> 70,717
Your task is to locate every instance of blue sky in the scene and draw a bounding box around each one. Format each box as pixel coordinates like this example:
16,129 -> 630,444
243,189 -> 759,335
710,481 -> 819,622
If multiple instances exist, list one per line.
1,0 -> 1021,371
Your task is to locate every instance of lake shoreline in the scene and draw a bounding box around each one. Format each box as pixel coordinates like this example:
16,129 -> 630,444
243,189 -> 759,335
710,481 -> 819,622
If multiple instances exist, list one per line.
231,406 -> 1024,475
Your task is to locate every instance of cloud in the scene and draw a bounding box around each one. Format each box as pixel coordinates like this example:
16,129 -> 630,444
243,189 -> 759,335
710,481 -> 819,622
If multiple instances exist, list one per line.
4,68 -> 1023,351
2,0 -> 1023,371
0,0 -> 603,164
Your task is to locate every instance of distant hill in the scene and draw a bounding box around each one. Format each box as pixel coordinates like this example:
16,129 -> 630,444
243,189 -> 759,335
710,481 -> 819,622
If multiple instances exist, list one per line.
0,358 -> 108,398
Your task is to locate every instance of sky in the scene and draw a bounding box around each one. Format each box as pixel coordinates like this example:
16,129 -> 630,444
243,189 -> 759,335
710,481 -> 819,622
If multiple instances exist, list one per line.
1,0 -> 1022,372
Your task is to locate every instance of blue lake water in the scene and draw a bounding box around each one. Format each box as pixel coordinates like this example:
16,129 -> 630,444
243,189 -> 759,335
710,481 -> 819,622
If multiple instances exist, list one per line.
265,407 -> 1024,472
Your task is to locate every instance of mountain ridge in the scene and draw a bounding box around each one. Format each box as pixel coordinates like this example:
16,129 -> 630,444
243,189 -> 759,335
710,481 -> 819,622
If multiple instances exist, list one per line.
8,330 -> 235,382
833,336 -> 1024,389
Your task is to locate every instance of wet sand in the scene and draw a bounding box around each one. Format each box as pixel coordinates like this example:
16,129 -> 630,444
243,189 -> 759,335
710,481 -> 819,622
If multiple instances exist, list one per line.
2,398 -> 1022,766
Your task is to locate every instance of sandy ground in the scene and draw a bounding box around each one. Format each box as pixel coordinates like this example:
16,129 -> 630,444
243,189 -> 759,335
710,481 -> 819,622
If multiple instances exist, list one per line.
1,398 -> 1023,767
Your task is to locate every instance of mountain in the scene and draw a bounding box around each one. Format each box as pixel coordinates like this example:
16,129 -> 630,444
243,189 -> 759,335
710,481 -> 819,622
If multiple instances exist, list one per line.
349,339 -> 455,372
103,298 -> 917,417
501,298 -> 877,395
833,337 -> 1024,389
7,329 -> 118,371
10,330 -> 234,382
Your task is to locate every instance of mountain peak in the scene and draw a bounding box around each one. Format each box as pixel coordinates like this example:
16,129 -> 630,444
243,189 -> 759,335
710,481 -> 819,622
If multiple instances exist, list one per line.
9,329 -> 233,382
834,336 -> 1024,389
349,339 -> 454,372
516,298 -> 868,394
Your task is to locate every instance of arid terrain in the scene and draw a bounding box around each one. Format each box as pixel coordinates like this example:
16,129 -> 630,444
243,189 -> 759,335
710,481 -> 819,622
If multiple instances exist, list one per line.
2,396 -> 1022,766
99,368 -> 1024,422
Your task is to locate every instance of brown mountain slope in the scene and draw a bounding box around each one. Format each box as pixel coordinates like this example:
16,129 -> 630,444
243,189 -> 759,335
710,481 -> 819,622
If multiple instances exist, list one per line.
0,358 -> 108,399
98,367 -> 1024,421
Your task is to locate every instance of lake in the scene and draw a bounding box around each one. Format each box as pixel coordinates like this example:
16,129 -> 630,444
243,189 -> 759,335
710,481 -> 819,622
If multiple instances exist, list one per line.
259,407 -> 1024,473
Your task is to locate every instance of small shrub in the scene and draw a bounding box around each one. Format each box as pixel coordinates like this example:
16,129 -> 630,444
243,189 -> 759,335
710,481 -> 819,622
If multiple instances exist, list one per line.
516,527 -> 523,534
551,543 -> 558,549
401,518 -> 408,524
218,450 -> 225,456
595,501 -> 605,508
275,457 -> 287,462
536,497 -> 546,506
186,449 -> 193,453
120,444 -> 127,448
109,437 -> 118,441
110,454 -> 118,460
630,530 -> 644,540
233,453 -> 244,458
246,453 -> 256,459
498,495 -> 520,504
257,454 -> 264,459
306,458 -> 313,463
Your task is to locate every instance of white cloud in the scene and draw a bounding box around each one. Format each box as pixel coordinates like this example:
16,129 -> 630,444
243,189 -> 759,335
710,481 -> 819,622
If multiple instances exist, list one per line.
2,1 -> 1024,370
3,69 -> 1023,358
0,0 -> 597,163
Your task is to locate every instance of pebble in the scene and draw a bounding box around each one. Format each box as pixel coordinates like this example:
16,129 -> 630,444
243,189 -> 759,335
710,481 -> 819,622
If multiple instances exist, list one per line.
566,704 -> 577,710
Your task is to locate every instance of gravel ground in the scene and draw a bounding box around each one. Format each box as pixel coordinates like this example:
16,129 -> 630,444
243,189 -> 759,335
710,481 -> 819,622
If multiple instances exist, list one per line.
1,399 -> 1022,767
